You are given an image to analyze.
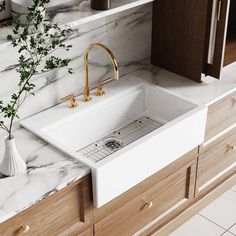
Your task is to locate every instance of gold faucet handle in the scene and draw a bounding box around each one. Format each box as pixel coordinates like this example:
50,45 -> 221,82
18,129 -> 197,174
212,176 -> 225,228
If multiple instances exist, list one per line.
96,77 -> 113,96
96,84 -> 105,96
61,94 -> 78,108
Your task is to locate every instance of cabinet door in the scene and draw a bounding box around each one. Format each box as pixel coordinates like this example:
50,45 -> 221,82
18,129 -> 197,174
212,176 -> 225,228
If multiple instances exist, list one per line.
151,0 -> 211,82
196,130 -> 236,195
206,0 -> 230,78
95,161 -> 196,236
0,176 -> 93,236
151,0 -> 230,82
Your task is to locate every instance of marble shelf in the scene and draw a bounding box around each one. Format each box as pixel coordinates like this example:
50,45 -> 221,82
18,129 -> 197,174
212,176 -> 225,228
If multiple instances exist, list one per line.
0,0 -> 153,48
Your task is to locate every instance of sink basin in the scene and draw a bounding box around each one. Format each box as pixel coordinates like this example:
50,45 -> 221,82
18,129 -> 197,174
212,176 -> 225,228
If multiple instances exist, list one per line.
21,75 -> 207,207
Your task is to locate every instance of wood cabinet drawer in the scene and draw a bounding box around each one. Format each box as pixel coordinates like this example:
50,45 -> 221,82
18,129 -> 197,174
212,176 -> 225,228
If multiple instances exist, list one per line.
196,131 -> 236,195
95,161 -> 196,236
77,227 -> 93,236
205,90 -> 236,140
0,175 -> 93,236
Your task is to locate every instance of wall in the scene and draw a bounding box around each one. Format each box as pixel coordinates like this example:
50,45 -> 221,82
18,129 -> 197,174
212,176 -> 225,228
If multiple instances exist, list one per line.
0,3 -> 152,125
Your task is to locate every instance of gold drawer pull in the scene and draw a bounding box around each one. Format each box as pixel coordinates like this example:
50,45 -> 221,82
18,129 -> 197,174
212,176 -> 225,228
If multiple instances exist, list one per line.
143,201 -> 153,209
228,145 -> 236,151
20,224 -> 30,233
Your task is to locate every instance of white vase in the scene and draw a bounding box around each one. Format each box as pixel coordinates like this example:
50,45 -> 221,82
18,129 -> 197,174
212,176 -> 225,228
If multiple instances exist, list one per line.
0,136 -> 26,176
11,0 -> 46,24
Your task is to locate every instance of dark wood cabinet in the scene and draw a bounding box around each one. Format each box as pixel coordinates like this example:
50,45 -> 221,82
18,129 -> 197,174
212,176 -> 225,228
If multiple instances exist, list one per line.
151,0 -> 211,82
224,0 -> 236,66
152,0 -> 235,82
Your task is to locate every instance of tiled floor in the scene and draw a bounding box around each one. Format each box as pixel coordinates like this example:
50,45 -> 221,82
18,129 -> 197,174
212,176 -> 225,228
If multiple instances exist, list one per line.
171,185 -> 236,236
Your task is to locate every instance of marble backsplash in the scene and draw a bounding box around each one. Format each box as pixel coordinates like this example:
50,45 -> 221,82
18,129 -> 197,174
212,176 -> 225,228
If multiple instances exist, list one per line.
0,3 -> 152,125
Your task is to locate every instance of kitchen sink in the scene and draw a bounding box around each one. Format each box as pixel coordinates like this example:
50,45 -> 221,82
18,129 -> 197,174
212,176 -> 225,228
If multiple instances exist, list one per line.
21,75 -> 207,207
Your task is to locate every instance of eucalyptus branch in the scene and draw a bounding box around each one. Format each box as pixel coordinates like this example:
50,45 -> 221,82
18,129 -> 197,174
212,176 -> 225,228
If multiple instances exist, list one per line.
0,0 -> 73,139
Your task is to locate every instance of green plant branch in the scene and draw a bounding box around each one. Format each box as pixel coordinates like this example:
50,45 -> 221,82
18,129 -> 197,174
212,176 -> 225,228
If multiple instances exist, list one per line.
0,0 -> 73,139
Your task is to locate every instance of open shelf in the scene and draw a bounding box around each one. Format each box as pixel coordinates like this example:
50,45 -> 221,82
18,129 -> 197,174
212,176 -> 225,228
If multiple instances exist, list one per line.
0,0 -> 153,48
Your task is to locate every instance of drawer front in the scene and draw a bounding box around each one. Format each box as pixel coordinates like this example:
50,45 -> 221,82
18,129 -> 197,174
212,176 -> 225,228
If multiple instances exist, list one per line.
95,162 -> 196,236
205,91 -> 236,140
0,176 -> 92,236
197,132 -> 236,194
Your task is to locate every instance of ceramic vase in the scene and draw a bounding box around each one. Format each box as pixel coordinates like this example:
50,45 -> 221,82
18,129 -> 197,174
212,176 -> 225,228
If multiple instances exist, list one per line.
0,136 -> 26,176
11,0 -> 46,24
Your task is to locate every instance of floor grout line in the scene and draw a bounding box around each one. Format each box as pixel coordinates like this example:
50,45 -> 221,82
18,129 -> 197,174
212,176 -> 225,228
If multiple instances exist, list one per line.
220,230 -> 229,236
197,214 -> 236,236
198,213 -> 228,231
222,230 -> 236,236
227,223 -> 236,235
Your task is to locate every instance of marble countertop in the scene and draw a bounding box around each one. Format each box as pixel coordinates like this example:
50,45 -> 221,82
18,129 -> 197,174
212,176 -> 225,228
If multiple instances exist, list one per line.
1,62 -> 236,224
0,127 -> 90,224
132,63 -> 236,107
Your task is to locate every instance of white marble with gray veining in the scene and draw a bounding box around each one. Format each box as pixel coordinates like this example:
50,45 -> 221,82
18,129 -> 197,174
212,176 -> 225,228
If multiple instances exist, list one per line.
0,3 -> 152,224
0,127 -> 90,224
2,0 -> 236,226
131,62 -> 236,106
0,4 -> 152,125
0,0 -> 153,46
1,61 -> 236,225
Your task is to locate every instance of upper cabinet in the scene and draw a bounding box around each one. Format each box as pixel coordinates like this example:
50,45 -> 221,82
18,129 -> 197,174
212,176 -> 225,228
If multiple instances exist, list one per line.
151,0 -> 234,82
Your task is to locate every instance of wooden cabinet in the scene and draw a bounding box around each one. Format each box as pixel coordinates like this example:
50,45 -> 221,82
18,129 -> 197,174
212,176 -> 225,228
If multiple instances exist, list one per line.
196,128 -> 236,195
0,175 -> 93,236
205,90 -> 236,140
151,0 -> 211,82
0,149 -> 198,236
94,149 -> 197,236
152,0 -> 235,82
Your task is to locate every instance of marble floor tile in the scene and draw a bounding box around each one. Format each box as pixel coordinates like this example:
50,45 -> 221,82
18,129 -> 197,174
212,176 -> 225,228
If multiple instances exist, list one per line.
170,214 -> 225,236
229,224 -> 236,235
221,232 -> 236,236
200,190 -> 236,229
231,185 -> 236,192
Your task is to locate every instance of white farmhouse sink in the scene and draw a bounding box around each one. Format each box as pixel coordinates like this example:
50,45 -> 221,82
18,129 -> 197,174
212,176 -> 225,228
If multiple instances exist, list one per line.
21,75 -> 207,207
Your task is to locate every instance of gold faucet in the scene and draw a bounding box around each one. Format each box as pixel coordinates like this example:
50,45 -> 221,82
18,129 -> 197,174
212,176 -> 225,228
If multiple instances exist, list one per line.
83,43 -> 119,102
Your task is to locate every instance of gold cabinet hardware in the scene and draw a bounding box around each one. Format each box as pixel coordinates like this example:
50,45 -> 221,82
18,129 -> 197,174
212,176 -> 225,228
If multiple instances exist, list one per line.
61,94 -> 78,108
20,224 -> 30,233
143,201 -> 153,210
228,145 -> 236,151
217,0 -> 222,21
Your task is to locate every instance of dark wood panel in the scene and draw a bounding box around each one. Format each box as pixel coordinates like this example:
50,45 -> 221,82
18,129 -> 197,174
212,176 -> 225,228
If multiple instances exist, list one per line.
224,32 -> 236,66
151,0 -> 210,82
207,0 -> 230,77
224,0 -> 236,66
227,0 -> 236,32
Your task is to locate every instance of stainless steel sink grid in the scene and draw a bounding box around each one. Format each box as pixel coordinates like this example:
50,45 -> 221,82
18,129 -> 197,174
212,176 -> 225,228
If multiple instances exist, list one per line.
76,117 -> 163,163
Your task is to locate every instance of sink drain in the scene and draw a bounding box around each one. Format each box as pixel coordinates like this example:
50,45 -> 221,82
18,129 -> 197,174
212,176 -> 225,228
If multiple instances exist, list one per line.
77,117 -> 162,163
104,139 -> 122,151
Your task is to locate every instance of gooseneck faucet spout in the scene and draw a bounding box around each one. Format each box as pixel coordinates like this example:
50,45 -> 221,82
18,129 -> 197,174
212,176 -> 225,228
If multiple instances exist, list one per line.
83,43 -> 119,102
